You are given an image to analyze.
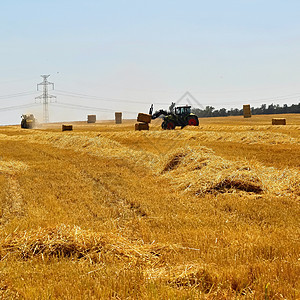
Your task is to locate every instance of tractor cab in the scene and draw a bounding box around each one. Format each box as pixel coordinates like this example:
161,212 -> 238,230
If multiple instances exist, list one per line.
175,105 -> 191,116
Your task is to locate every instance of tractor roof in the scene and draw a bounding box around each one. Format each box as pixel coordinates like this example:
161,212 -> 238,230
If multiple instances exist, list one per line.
176,105 -> 191,108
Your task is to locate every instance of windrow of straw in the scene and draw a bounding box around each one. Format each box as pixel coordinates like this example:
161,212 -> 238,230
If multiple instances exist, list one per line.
103,128 -> 299,145
1,131 -> 298,197
104,127 -> 300,145
158,146 -> 299,197
0,224 -> 175,265
3,132 -> 159,171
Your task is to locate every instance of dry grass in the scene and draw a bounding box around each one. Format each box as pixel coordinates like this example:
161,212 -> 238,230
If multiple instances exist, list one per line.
159,146 -> 299,197
0,224 -> 166,264
0,114 -> 299,299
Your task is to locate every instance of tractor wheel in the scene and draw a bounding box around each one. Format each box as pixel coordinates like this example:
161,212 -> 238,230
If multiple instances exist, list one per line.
187,115 -> 199,126
166,121 -> 175,130
161,121 -> 167,130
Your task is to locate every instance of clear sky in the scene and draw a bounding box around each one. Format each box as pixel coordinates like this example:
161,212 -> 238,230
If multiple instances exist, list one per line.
1,0 -> 300,124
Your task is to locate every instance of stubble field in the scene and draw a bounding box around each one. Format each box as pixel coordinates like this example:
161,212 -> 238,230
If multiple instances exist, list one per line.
0,114 -> 299,299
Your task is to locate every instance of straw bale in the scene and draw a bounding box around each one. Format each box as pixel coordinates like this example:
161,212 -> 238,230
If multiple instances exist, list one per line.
135,123 -> 149,131
137,113 -> 151,124
115,112 -> 122,124
272,118 -> 286,125
243,104 -> 251,111
62,125 -> 73,131
243,114 -> 251,118
87,115 -> 96,123
243,105 -> 251,118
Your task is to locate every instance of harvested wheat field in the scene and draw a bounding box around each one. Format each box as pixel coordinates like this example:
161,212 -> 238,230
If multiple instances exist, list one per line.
0,114 -> 299,299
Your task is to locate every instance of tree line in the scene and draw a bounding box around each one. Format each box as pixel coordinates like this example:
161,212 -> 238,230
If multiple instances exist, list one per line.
191,103 -> 300,118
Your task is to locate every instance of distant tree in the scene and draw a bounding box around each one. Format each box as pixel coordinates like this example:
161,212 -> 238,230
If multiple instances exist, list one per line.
228,108 -> 241,116
219,108 -> 227,116
204,106 -> 215,117
266,103 -> 275,114
192,102 -> 299,118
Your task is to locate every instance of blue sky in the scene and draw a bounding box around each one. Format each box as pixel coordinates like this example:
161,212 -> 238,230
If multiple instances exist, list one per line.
1,0 -> 300,124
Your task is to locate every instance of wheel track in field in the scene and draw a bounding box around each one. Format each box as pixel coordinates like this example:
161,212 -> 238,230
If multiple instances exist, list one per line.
0,135 -> 152,231
0,174 -> 25,225
19,136 -> 179,237
0,158 -> 28,225
26,143 -> 149,222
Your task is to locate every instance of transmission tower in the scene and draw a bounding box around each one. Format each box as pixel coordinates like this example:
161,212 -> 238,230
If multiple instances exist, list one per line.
35,75 -> 56,123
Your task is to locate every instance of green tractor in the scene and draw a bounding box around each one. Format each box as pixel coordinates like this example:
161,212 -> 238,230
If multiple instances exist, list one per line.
150,104 -> 199,130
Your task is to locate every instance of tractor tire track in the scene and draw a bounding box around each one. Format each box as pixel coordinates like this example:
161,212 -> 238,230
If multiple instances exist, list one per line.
1,175 -> 24,225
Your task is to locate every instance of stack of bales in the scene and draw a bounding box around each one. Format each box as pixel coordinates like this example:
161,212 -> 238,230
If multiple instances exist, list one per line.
135,113 -> 151,130
272,118 -> 286,125
243,104 -> 251,118
87,115 -> 96,123
62,125 -> 73,131
115,112 -> 122,124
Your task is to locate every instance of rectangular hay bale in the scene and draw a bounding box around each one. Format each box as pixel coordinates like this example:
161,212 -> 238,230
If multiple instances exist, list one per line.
62,125 -> 73,131
87,115 -> 96,123
243,104 -> 251,118
115,112 -> 122,124
272,118 -> 286,125
135,123 -> 149,131
137,113 -> 151,124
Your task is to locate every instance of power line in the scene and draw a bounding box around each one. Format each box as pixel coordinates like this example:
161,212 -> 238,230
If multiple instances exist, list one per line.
0,76 -> 38,85
0,91 -> 37,99
0,103 -> 40,112
55,89 -> 170,105
0,86 -> 299,117
203,95 -> 300,107
52,102 -> 137,114
55,89 -> 300,107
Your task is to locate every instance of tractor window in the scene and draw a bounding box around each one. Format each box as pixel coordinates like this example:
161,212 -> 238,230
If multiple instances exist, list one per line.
185,107 -> 191,114
175,107 -> 181,115
175,106 -> 191,115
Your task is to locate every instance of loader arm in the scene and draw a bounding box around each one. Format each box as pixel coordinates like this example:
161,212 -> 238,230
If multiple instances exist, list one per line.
151,109 -> 168,119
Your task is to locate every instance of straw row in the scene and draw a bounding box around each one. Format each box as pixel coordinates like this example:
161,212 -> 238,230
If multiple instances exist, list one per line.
0,224 -> 172,264
158,146 -> 299,197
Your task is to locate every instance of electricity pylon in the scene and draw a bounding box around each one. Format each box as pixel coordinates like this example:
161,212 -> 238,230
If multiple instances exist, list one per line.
35,75 -> 56,123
